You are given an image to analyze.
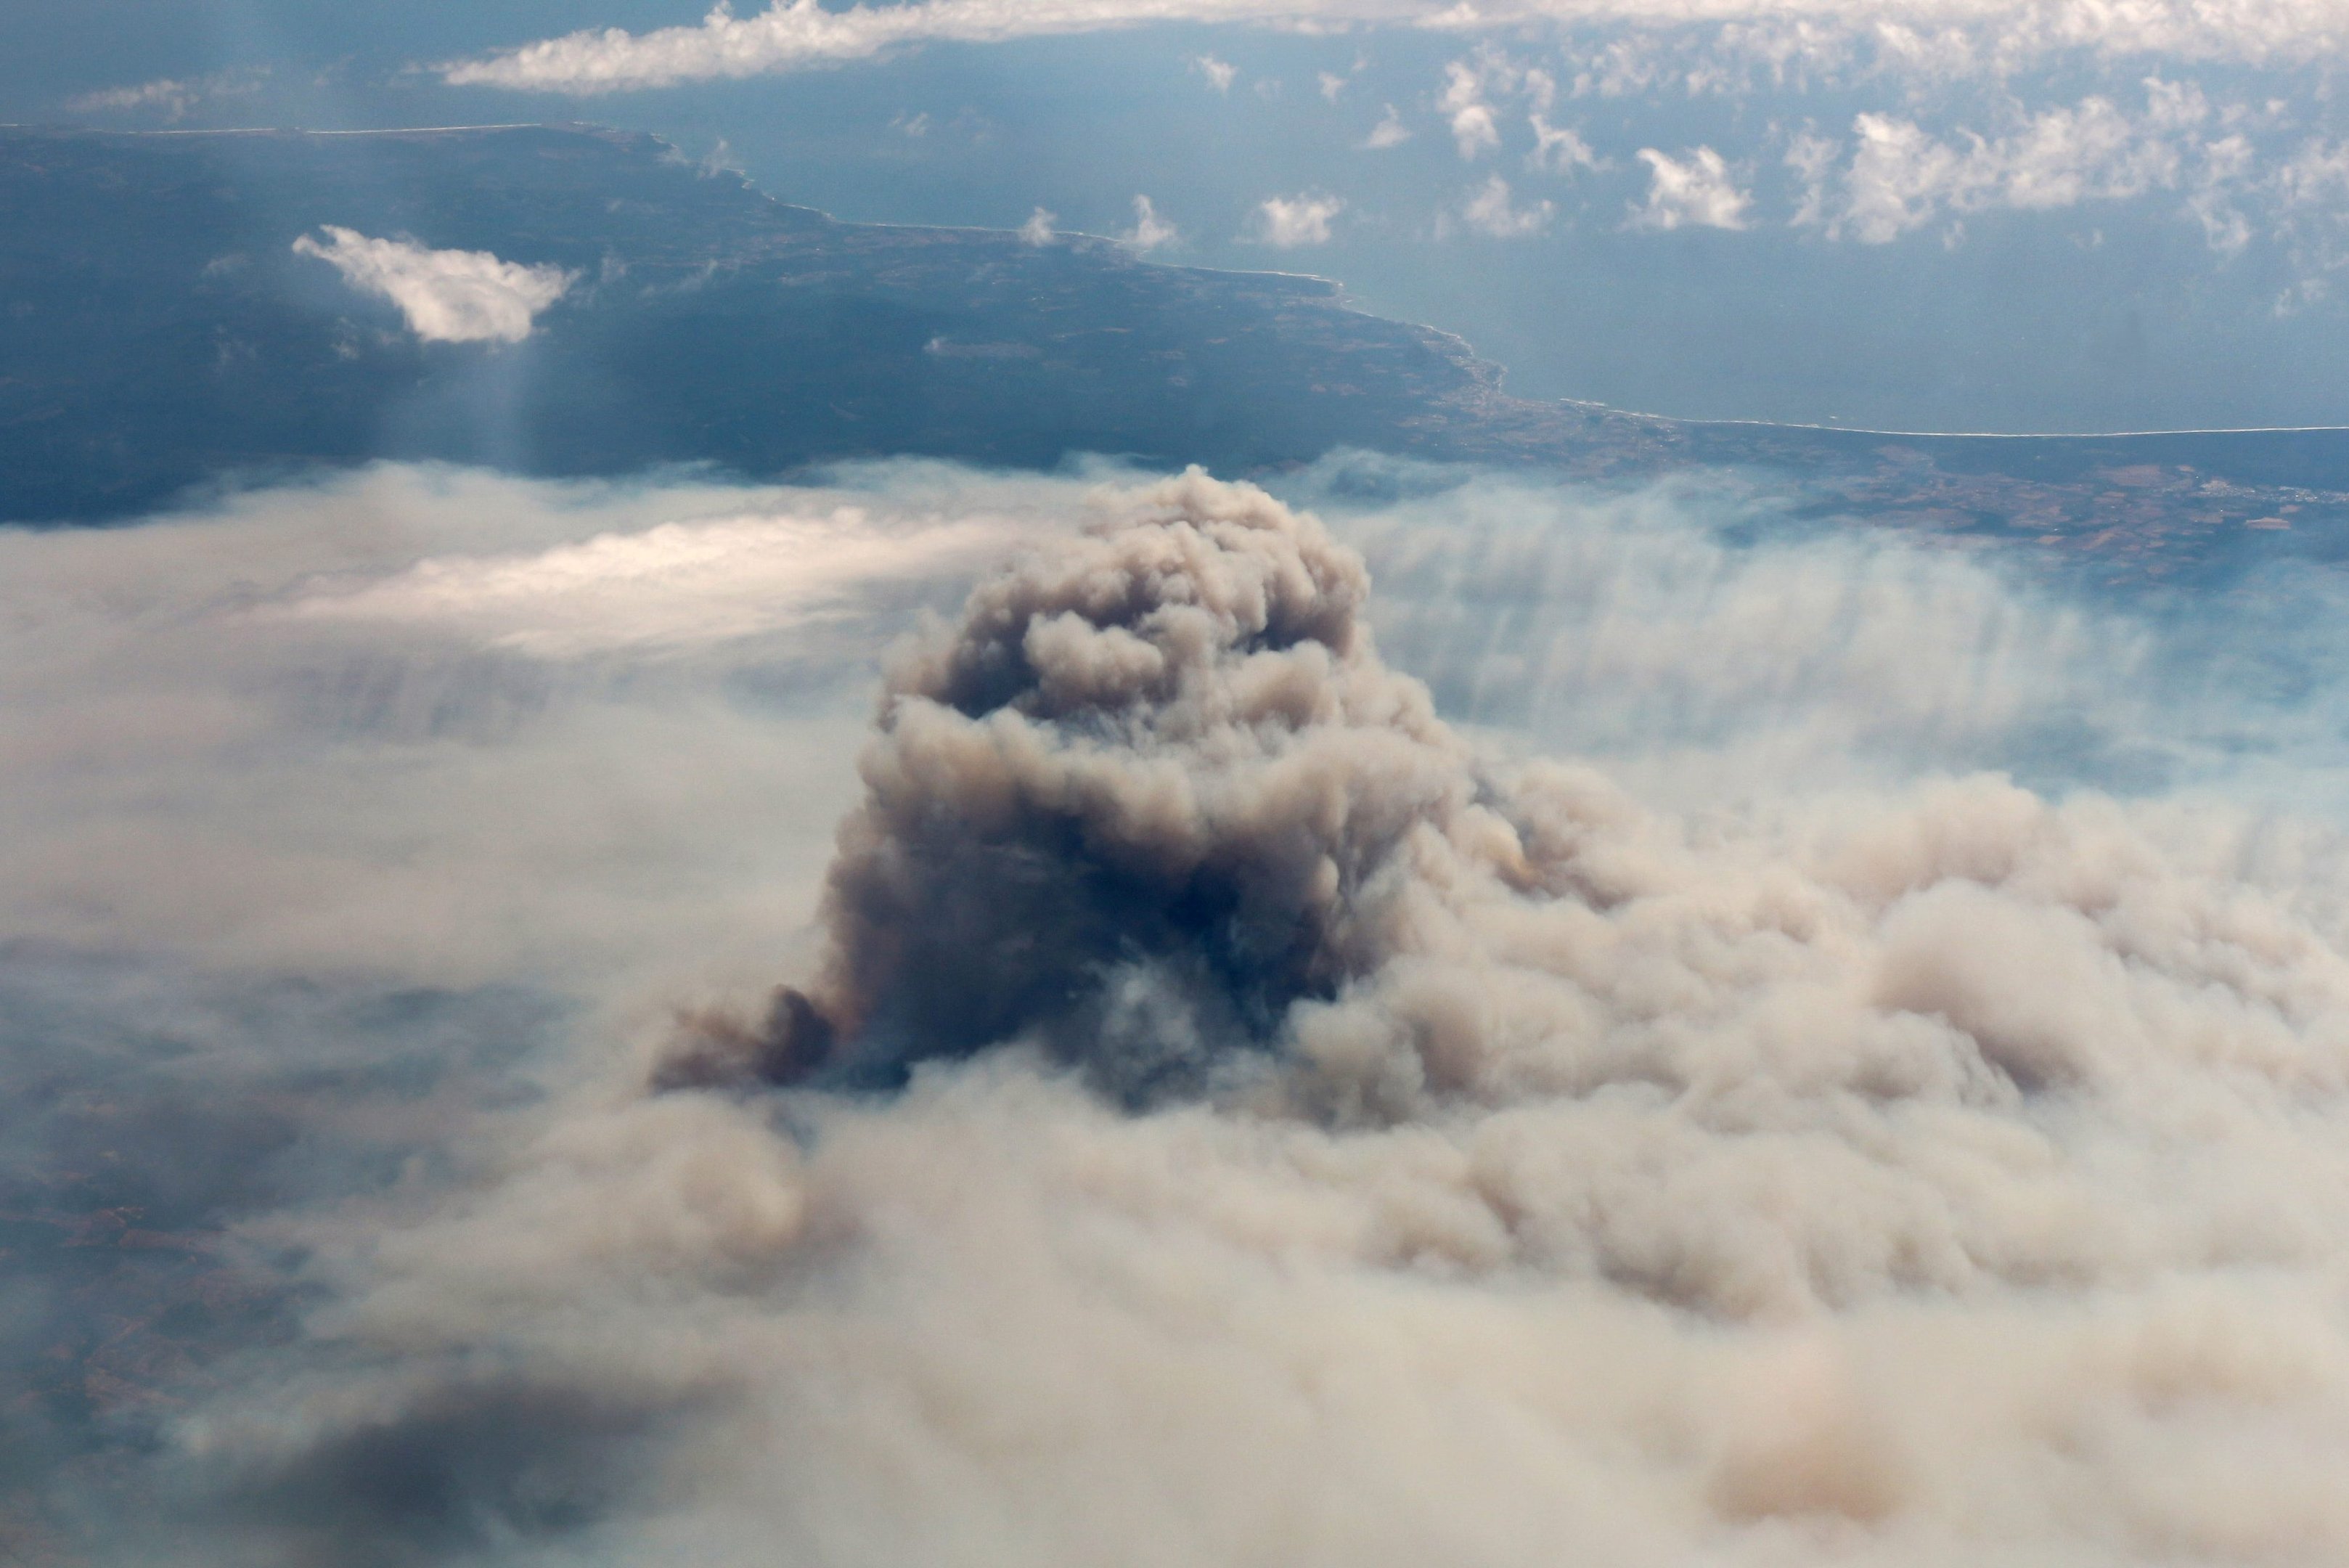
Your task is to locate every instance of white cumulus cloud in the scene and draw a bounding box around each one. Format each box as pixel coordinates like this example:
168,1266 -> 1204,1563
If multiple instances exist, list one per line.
1119,195 -> 1180,250
1627,146 -> 1752,231
291,226 -> 577,344
2273,136 -> 2349,211
1458,173 -> 1556,236
1251,192 -> 1347,247
1362,104 -> 1413,150
1437,49 -> 1557,162
1815,81 -> 2213,242
66,67 -> 268,121
1441,59 -> 1502,158
1529,113 -> 1601,174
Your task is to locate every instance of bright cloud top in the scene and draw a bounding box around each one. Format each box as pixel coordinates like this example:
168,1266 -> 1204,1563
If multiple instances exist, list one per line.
277,508 -> 1038,657
438,0 -> 2348,94
291,226 -> 577,344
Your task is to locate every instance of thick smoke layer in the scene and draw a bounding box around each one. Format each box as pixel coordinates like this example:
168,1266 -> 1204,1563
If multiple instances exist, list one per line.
429,467 -> 2349,1564
18,462 -> 2349,1564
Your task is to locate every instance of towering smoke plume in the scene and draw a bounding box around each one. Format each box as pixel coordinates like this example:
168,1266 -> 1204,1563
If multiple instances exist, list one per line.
671,467 -> 1497,1100
676,470 -> 2349,1205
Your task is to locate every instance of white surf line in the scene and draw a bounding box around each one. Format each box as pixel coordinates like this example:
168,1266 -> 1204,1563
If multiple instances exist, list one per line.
1685,417 -> 2349,441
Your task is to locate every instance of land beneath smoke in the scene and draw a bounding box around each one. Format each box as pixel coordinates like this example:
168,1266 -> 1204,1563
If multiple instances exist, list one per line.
4,123 -> 2346,586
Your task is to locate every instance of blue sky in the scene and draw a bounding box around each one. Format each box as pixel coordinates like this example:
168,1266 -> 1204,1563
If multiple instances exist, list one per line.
12,1 -> 2349,430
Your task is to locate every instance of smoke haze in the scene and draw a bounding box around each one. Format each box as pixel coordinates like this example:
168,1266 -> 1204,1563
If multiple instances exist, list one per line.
11,459 -> 2349,1564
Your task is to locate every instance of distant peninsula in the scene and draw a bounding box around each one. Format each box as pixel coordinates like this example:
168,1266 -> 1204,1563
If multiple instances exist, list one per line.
4,123 -> 2345,584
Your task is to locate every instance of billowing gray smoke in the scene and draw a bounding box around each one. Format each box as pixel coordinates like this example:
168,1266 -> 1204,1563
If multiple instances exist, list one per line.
677,469 -> 1573,1103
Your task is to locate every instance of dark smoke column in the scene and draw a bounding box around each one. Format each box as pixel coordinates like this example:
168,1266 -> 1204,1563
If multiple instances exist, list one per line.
664,468 -> 1514,1102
